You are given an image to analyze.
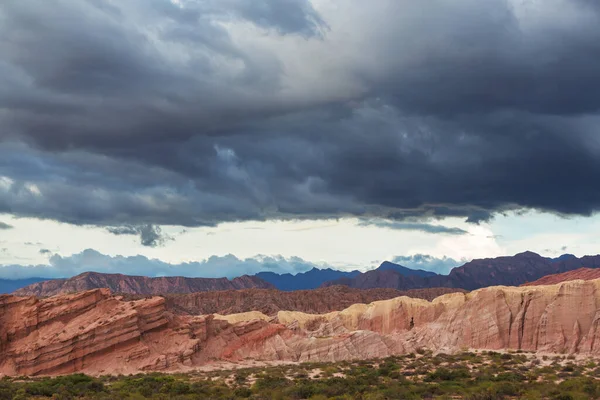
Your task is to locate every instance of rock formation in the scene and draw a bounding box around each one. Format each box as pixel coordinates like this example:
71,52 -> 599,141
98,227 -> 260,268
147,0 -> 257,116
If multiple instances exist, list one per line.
12,272 -> 274,297
523,268 -> 600,286
154,286 -> 466,316
4,279 -> 600,376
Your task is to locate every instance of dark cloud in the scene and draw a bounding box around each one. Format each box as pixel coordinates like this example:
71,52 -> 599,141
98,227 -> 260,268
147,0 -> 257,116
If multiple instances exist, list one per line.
391,254 -> 467,275
0,222 -> 13,230
1,0 -> 600,228
39,249 -> 51,255
107,224 -> 170,247
357,219 -> 467,235
0,249 -> 320,279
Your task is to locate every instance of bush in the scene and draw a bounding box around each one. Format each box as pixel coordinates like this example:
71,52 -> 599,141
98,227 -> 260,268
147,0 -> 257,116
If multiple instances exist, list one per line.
426,367 -> 471,381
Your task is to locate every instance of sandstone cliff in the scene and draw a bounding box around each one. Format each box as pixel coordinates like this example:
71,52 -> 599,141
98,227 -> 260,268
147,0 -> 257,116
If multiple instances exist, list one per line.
13,272 -> 274,296
4,279 -> 600,376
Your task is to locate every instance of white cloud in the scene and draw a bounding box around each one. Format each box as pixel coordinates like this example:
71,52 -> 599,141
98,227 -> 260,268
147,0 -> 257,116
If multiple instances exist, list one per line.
0,249 -> 321,279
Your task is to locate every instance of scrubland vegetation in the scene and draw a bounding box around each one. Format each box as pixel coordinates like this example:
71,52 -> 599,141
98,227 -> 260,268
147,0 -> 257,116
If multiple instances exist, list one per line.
3,350 -> 600,399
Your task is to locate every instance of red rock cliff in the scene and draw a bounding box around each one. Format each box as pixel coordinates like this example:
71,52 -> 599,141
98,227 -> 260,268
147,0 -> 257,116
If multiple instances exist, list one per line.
4,279 -> 600,376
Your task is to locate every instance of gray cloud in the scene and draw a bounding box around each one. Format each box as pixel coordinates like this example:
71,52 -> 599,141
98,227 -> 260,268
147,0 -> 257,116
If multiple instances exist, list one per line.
0,249 -> 321,279
39,249 -> 51,255
1,0 -> 600,229
0,222 -> 13,230
392,254 -> 467,275
357,219 -> 467,235
223,0 -> 326,37
107,224 -> 170,247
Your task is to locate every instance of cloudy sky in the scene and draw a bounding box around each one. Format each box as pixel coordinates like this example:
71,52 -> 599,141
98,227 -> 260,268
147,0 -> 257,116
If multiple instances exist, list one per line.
1,0 -> 600,279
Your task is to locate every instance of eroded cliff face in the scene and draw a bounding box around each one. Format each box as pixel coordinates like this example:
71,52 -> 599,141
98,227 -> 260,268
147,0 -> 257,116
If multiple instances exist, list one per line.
3,279 -> 600,376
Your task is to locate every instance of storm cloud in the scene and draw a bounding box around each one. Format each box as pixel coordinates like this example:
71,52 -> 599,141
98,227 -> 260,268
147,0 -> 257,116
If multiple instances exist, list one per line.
1,0 -> 600,229
357,219 -> 467,235
107,224 -> 170,247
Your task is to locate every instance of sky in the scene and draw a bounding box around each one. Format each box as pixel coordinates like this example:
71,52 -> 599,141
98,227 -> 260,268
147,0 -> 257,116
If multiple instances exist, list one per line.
1,0 -> 600,279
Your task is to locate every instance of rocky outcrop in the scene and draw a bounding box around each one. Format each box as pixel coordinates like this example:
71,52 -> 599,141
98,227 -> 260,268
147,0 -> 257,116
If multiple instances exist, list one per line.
4,279 -> 600,376
13,272 -> 274,297
154,286 -> 466,316
523,268 -> 600,286
323,252 -> 600,291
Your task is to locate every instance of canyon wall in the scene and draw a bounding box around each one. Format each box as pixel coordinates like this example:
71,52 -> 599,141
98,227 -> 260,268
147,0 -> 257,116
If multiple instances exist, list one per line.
3,279 -> 600,376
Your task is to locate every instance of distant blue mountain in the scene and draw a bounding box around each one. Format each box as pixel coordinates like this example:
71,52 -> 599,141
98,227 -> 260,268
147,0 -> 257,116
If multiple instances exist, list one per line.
548,254 -> 577,262
0,277 -> 48,294
376,261 -> 439,277
256,262 -> 439,291
256,268 -> 361,291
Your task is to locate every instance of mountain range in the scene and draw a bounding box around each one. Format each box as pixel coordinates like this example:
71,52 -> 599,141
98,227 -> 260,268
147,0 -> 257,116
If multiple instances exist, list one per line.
12,272 -> 273,296
131,285 -> 465,316
256,261 -> 437,291
255,267 -> 361,291
323,251 -> 600,291
0,277 -> 47,294
9,251 -> 600,296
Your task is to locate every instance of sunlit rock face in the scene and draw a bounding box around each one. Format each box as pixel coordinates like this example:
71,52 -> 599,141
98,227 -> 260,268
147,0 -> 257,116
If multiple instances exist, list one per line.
2,279 -> 600,376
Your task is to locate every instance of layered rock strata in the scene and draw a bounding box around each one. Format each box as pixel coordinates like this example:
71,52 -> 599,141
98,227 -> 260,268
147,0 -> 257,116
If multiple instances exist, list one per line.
523,268 -> 600,286
156,286 -> 466,316
3,279 -> 600,376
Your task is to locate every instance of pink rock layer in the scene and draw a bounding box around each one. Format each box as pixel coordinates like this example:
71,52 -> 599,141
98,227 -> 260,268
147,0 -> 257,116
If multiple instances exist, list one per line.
3,279 -> 600,376
523,268 -> 600,286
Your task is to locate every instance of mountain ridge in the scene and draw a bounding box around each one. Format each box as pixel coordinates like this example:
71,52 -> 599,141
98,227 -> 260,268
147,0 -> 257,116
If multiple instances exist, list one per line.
522,267 -> 600,286
0,277 -> 48,294
255,267 -> 361,291
322,251 -> 600,291
145,285 -> 466,316
11,252 -> 600,296
13,271 -> 274,296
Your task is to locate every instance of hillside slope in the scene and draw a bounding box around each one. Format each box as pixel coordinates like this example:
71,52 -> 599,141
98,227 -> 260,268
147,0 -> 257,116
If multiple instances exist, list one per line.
0,278 -> 47,294
522,267 -> 600,286
154,286 -> 466,316
13,271 -> 274,296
